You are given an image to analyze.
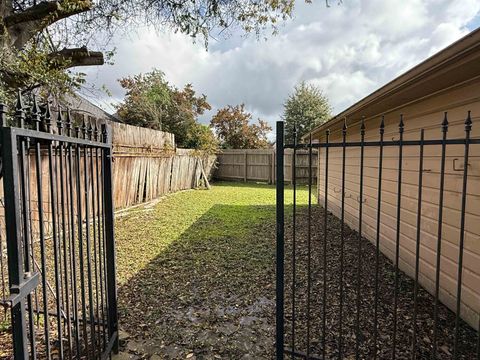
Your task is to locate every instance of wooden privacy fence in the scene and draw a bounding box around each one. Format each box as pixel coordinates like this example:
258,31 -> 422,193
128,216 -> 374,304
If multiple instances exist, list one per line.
110,122 -> 215,209
214,148 -> 318,184
112,149 -> 215,209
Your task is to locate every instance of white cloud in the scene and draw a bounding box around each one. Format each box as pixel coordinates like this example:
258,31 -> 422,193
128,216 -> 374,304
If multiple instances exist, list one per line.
83,0 -> 480,129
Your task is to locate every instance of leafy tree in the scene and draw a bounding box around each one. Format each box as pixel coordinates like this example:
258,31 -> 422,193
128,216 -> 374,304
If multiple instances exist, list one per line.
282,81 -> 331,143
0,0 -> 302,99
210,104 -> 271,149
164,83 -> 211,146
184,122 -> 219,154
115,70 -> 172,129
115,69 -> 214,149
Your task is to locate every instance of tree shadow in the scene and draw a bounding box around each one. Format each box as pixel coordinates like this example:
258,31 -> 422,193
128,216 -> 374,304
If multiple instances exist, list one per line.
117,200 -> 478,360
117,203 -> 282,359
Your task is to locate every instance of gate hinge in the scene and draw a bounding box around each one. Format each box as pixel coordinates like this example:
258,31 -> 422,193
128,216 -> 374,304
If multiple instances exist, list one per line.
1,272 -> 40,308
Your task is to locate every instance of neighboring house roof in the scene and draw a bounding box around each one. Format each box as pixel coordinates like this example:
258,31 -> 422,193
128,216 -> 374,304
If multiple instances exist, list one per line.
63,93 -> 117,122
306,27 -> 480,139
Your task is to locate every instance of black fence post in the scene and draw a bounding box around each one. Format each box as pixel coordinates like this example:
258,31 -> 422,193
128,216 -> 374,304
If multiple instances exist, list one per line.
1,125 -> 29,359
102,124 -> 119,354
276,121 -> 285,360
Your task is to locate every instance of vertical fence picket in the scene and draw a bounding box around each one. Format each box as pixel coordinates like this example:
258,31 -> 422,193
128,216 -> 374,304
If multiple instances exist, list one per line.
322,129 -> 329,360
17,96 -> 37,359
67,111 -> 82,359
2,105 -> 29,359
83,119 -> 97,357
453,112 -> 472,359
432,113 -> 449,359
339,120 -> 347,360
354,119 -> 365,360
412,129 -> 425,360
291,124 -> 297,360
89,123 -> 101,353
102,124 -> 119,355
392,115 -> 404,360
0,102 -> 8,325
46,103 -> 65,359
373,116 -> 384,360
306,132 -> 312,358
276,121 -> 285,360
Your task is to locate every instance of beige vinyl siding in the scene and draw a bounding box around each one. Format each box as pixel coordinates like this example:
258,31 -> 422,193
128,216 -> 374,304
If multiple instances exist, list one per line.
316,77 -> 480,329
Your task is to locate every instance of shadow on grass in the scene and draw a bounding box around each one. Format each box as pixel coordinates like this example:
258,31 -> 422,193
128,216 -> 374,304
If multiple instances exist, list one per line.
117,203 -> 283,359
117,195 -> 477,360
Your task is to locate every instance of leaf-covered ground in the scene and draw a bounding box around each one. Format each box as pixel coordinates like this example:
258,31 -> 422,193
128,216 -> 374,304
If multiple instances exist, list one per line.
115,182 -> 310,359
283,208 -> 478,360
115,182 -> 478,360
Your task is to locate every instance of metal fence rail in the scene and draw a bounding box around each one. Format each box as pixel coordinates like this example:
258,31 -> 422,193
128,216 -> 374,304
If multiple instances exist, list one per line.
0,93 -> 118,359
276,112 -> 480,359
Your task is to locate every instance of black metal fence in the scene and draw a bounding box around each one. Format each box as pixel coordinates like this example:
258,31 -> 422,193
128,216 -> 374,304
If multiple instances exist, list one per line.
0,93 -> 118,359
276,112 -> 480,359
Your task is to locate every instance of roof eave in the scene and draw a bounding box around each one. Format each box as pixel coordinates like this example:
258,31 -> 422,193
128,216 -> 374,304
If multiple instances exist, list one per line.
304,27 -> 480,140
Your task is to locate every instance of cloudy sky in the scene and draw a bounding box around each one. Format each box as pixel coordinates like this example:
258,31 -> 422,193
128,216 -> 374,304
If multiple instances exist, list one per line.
83,0 -> 480,129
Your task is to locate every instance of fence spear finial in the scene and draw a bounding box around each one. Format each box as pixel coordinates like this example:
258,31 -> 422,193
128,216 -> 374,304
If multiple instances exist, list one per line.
442,112 -> 449,133
380,115 -> 385,135
465,111 -> 472,132
81,115 -> 88,139
15,90 -> 23,109
57,107 -> 64,135
15,90 -> 25,128
32,95 -> 41,131
43,101 -> 52,133
93,122 -> 99,141
65,109 -> 73,137
101,123 -> 108,143
360,117 -> 366,137
87,120 -> 93,140
399,114 -> 404,134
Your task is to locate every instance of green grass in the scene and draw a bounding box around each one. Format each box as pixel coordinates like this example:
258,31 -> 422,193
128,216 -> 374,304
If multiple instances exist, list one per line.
115,181 -> 310,285
115,181 -> 312,358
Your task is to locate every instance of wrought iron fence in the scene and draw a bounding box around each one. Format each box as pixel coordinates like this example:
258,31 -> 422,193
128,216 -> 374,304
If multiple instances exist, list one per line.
276,112 -> 480,359
0,93 -> 118,359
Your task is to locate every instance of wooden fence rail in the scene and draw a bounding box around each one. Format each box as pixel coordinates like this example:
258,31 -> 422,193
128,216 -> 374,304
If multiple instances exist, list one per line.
214,148 -> 318,184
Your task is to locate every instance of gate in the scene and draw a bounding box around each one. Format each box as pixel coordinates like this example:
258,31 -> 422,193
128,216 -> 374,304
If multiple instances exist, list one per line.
0,93 -> 118,359
276,113 -> 480,359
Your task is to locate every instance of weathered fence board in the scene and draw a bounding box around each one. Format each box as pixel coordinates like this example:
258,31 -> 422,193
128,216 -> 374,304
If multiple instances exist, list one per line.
214,149 -> 318,184
111,121 -> 175,151
107,123 -> 215,208
112,151 -> 215,209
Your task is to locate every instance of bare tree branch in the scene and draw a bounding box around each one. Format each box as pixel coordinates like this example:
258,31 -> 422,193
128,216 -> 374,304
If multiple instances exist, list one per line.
48,46 -> 104,68
5,0 -> 92,48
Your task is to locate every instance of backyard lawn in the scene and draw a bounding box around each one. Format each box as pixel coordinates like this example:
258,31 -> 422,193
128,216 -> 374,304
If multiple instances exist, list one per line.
114,181 -> 478,360
115,182 -> 309,359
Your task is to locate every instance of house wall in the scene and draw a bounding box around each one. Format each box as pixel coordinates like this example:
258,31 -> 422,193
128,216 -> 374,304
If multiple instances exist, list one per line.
316,77 -> 480,329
